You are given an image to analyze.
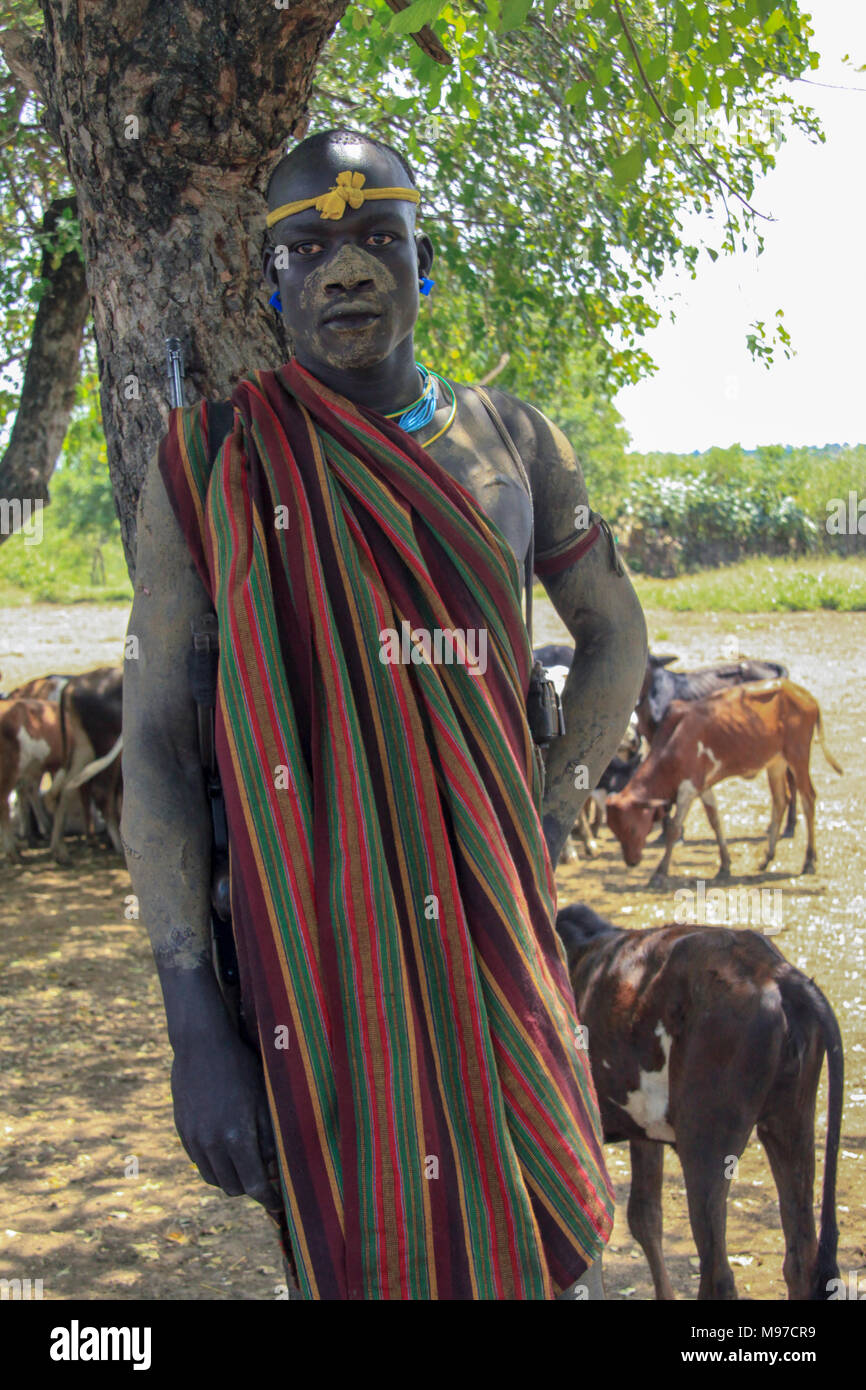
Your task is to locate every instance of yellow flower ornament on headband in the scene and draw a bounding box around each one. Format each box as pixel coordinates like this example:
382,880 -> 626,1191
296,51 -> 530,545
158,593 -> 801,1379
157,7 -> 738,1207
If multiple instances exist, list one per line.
317,170 -> 366,219
266,169 -> 421,228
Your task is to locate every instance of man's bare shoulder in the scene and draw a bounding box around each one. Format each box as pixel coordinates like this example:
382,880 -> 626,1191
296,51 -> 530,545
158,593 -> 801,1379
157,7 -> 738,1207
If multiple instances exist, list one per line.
471,386 -> 576,484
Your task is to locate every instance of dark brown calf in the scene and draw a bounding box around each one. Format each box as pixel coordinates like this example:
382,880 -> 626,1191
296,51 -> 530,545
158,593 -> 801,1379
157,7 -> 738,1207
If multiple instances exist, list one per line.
47,667 -> 123,862
558,903 -> 843,1301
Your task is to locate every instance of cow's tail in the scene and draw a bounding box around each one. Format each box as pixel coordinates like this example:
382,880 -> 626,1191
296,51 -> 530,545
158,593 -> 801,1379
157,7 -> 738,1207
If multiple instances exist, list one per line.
815,706 -> 843,775
791,975 -> 844,1299
65,734 -> 123,791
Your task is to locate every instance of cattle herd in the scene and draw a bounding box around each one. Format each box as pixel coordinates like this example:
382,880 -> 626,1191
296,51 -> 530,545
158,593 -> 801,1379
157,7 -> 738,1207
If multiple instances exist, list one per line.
0,651 -> 848,1299
0,666 -> 122,864
537,645 -> 843,882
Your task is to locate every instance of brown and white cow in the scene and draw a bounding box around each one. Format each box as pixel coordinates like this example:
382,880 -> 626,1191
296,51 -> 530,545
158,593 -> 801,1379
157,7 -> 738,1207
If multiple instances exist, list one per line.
636,652 -> 798,839
606,680 -> 842,885
9,674 -> 70,704
6,675 -> 72,840
558,902 -> 843,1300
0,698 -> 65,859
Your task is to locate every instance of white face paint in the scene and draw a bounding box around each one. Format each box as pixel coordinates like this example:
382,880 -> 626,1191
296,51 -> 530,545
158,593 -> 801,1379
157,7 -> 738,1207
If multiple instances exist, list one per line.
613,1020 -> 676,1142
697,739 -> 722,779
16,727 -> 50,777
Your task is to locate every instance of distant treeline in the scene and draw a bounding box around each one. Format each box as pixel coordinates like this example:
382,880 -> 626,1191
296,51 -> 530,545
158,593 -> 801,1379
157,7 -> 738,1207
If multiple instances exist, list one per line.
2,433 -> 863,600
582,443 -> 866,577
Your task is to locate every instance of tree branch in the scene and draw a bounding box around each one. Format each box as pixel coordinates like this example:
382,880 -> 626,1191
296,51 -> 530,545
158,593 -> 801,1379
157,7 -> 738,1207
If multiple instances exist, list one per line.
0,25 -> 44,97
611,0 -> 771,222
0,195 -> 89,528
381,0 -> 452,66
478,351 -> 510,385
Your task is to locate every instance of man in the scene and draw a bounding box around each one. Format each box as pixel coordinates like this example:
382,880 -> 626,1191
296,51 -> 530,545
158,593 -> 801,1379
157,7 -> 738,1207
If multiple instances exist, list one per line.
122,128 -> 647,1300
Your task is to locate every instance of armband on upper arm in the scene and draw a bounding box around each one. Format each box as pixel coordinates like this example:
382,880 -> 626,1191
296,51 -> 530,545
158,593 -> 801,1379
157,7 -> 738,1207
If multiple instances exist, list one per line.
534,511 -> 624,579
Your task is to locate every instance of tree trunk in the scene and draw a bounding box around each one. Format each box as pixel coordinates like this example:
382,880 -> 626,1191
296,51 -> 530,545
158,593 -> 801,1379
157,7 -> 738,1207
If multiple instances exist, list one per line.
0,194 -> 89,528
28,0 -> 349,574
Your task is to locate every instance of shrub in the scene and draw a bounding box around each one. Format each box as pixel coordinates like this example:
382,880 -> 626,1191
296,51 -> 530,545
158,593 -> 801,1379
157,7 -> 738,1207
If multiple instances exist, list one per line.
618,472 -> 817,574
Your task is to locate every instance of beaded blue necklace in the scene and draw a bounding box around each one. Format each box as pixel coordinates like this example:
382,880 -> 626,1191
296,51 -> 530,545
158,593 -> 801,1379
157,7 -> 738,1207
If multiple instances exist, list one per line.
384,363 -> 438,432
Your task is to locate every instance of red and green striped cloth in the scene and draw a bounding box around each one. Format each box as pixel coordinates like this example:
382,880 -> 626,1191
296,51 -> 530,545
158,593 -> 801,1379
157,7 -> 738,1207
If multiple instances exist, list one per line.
157,358 -> 613,1299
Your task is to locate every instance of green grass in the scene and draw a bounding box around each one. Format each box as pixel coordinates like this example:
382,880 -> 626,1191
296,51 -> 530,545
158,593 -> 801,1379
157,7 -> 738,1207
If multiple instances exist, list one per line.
630,555 -> 866,613
4,522 -> 865,614
0,525 -> 132,605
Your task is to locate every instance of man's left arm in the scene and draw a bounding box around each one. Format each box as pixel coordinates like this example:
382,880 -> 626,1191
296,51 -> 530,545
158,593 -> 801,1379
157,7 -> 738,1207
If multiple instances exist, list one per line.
489,391 -> 648,866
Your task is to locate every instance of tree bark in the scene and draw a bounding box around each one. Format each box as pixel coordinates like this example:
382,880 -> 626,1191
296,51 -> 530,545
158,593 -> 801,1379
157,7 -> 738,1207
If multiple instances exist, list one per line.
24,0 -> 349,573
0,194 -> 89,523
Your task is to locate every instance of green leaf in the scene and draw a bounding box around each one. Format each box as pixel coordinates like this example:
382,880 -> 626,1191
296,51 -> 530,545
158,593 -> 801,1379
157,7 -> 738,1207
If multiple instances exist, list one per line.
611,144 -> 645,186
595,59 -> 613,85
763,8 -> 786,34
687,63 -> 707,93
645,54 -> 667,81
707,78 -> 722,108
499,0 -> 533,32
388,0 -> 445,35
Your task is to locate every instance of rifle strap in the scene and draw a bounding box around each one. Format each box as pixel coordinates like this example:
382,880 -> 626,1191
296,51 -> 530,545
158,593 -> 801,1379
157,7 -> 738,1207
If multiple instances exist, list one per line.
206,399 -> 235,463
193,398 -> 237,790
466,385 -> 535,646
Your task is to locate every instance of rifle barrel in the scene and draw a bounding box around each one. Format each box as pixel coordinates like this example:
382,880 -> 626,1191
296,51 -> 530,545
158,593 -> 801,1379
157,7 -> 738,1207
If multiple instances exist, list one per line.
164,336 -> 184,410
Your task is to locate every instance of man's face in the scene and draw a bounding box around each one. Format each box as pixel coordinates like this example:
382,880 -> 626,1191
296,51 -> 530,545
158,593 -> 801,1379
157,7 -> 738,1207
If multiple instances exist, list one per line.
264,143 -> 433,373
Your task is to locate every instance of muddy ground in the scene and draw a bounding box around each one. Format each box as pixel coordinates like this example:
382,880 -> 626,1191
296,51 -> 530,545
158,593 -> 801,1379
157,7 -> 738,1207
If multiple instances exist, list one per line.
0,603 -> 863,1301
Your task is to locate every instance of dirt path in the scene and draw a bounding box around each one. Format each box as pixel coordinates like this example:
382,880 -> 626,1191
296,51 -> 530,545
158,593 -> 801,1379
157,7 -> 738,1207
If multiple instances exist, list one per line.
0,605 -> 863,1300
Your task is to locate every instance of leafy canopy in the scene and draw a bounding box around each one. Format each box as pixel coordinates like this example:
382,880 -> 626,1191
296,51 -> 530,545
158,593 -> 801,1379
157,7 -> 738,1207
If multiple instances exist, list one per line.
0,0 -> 824,486
312,0 -> 821,399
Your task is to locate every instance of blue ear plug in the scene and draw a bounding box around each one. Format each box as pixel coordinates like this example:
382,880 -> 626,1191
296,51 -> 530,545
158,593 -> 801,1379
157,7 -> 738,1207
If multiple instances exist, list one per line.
269,290 -> 283,312
419,276 -> 435,297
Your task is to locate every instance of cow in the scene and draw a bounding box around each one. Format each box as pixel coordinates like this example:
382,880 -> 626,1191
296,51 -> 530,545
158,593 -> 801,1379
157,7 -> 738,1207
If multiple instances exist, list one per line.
0,698 -> 65,860
46,667 -> 123,863
8,674 -> 70,703
637,651 -> 797,839
557,902 -> 843,1300
585,725 -> 643,833
5,675 -> 72,840
606,679 -> 842,886
635,652 -> 790,741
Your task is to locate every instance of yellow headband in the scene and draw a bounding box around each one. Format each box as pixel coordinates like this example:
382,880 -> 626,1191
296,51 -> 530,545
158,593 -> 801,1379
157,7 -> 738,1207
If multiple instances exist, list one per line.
266,169 -> 420,229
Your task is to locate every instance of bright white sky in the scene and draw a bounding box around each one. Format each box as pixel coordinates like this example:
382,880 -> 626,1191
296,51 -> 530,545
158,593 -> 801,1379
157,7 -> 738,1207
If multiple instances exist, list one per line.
615,0 -> 866,452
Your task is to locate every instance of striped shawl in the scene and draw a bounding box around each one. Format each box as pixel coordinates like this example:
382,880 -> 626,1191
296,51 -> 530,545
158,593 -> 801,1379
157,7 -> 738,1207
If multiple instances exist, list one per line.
157,358 -> 613,1299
